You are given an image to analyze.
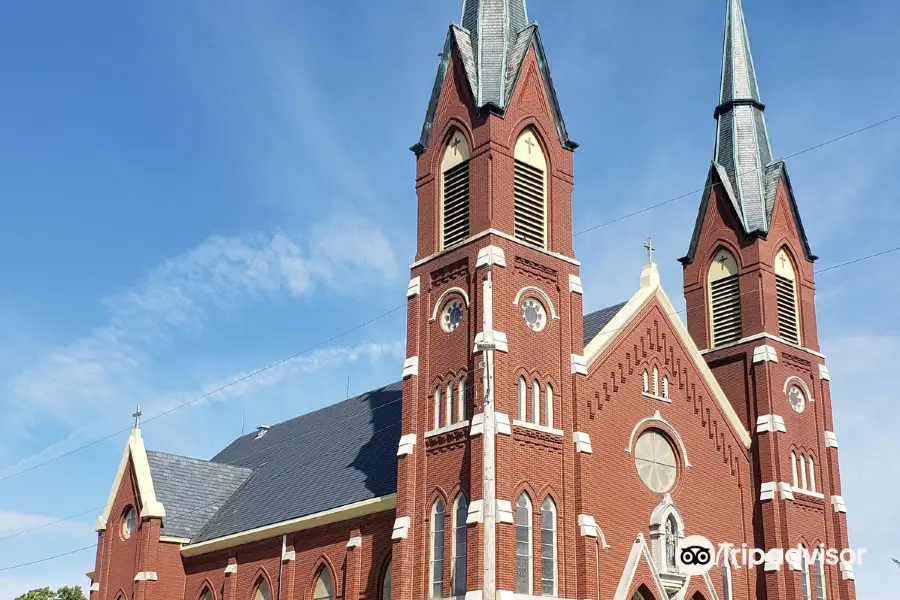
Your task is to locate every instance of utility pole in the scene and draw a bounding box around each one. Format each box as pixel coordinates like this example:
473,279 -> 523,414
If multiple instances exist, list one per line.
476,267 -> 497,600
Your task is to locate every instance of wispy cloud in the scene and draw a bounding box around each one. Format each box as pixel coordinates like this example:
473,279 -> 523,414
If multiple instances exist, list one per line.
7,214 -> 400,427
0,509 -> 92,538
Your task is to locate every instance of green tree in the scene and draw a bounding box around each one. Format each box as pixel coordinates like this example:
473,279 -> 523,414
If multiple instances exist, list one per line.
14,586 -> 86,600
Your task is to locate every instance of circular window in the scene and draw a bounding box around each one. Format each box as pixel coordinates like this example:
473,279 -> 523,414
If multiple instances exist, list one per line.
121,506 -> 137,539
441,299 -> 464,332
521,298 -> 547,332
634,429 -> 678,493
787,385 -> 806,414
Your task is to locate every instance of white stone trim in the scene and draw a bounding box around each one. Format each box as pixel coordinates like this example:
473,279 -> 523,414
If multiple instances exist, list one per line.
346,536 -> 362,549
464,590 -> 483,600
425,420 -> 470,438
97,429 -> 165,532
496,500 -> 514,524
95,516 -> 107,531
831,495 -> 847,513
763,555 -> 781,572
699,331 -> 826,359
512,286 -> 560,320
818,364 -> 830,381
824,431 -> 839,448
224,564 -> 238,575
407,276 -> 421,298
466,499 -> 484,524
756,414 -> 787,434
392,516 -> 411,540
282,550 -> 296,562
430,287 -> 471,321
752,344 -> 779,363
397,433 -> 417,456
783,376 -> 815,403
574,432 -> 593,454
778,482 -> 794,500
513,419 -> 563,437
134,572 -> 158,582
474,330 -> 509,353
476,244 -> 507,268
840,560 -> 856,580
90,583 -> 100,592
470,413 -> 484,436
159,535 -> 191,544
496,412 -> 511,435
402,356 -> 419,378
610,532 -> 669,600
760,482 -> 776,501
577,514 -> 610,548
571,354 -> 588,375
640,392 -> 672,404
626,410 -> 692,468
410,229 -> 580,270
85,569 -> 96,581
569,274 -> 583,294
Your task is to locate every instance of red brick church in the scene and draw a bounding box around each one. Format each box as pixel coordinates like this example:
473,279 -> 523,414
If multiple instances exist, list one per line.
85,1 -> 856,599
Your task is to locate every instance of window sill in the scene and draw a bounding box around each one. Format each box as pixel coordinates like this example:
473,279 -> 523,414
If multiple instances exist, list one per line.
512,420 -> 563,436
425,420 -> 470,438
791,487 -> 824,499
641,392 -> 671,403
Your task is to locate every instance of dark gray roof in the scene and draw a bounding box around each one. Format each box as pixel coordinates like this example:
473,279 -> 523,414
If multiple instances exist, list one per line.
146,451 -> 252,540
682,0 -> 814,264
148,304 -> 626,543
412,3 -> 575,154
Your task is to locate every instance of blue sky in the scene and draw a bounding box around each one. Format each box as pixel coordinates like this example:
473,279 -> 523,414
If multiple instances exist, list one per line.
0,0 -> 898,596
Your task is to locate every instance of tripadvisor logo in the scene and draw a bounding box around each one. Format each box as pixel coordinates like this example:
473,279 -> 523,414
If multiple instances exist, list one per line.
677,535 -> 867,576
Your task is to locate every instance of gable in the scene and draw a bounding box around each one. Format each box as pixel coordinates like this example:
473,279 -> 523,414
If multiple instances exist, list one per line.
764,162 -> 816,261
96,429 -> 165,532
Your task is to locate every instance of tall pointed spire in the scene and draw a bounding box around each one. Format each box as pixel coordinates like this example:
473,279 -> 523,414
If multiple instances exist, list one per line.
714,0 -> 773,233
460,0 -> 529,107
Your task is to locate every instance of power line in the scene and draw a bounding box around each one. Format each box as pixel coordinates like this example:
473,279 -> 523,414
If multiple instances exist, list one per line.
573,111 -> 900,237
1,241 -> 898,546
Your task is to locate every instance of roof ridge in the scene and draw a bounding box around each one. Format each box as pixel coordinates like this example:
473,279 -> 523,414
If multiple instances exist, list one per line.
147,449 -> 253,472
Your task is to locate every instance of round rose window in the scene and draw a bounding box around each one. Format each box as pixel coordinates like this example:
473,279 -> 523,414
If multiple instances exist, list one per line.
634,429 -> 678,493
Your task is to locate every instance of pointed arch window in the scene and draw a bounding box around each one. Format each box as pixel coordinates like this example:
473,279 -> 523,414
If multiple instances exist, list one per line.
662,376 -> 669,400
642,370 -> 649,394
441,132 -> 470,249
532,380 -> 540,425
808,455 -> 816,493
722,560 -> 733,600
201,588 -> 213,600
652,366 -> 659,396
800,547 -> 812,600
545,384 -> 553,429
791,451 -> 799,488
253,578 -> 272,600
452,495 -> 468,596
381,556 -> 392,600
434,386 -> 443,430
708,248 -> 742,346
513,130 -> 547,248
775,248 -> 801,345
799,454 -> 808,490
431,499 -> 446,599
540,497 -> 558,596
458,376 -> 467,423
515,493 -> 533,594
313,568 -> 335,600
518,377 -> 527,421
813,549 -> 826,600
446,381 -> 454,427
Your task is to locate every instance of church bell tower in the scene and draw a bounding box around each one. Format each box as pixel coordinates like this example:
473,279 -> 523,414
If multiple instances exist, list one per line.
393,3 -> 586,600
680,1 -> 856,598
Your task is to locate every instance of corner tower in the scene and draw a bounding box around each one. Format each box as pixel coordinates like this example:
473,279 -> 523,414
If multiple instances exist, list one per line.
395,3 -> 584,600
681,1 -> 856,599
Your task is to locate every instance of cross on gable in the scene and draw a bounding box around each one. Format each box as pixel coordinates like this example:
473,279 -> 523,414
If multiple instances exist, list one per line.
718,252 -> 729,265
524,136 -> 536,154
451,136 -> 462,155
780,253 -> 788,268
132,404 -> 143,430
644,236 -> 656,264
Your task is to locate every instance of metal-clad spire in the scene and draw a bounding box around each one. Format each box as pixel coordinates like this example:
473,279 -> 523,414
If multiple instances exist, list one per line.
460,0 -> 529,107
714,0 -> 773,233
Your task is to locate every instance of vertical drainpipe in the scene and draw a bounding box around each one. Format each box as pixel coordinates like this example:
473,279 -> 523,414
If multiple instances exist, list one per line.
277,535 -> 286,600
479,267 -> 497,600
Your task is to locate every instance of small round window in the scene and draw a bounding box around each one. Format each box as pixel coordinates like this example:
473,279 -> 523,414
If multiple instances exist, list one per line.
521,298 -> 547,332
787,385 -> 806,414
634,429 -> 678,494
441,299 -> 464,332
121,506 -> 137,539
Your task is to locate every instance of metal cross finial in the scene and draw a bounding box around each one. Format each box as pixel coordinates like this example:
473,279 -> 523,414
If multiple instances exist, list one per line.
780,253 -> 788,268
524,136 -> 536,153
644,236 -> 656,264
451,136 -> 462,155
132,404 -> 143,430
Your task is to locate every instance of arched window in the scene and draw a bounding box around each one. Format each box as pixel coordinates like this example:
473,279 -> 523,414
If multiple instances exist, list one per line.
441,131 -> 470,249
381,557 -> 392,600
532,380 -> 540,425
515,493 -> 533,594
791,452 -> 799,488
313,568 -> 334,600
458,376 -> 466,423
254,578 -> 272,600
201,588 -> 214,600
708,248 -> 742,346
665,515 -> 679,570
800,454 -> 808,490
116,595 -> 126,600
446,381 -> 454,427
808,455 -> 817,493
642,370 -> 649,393
518,377 -> 527,421
452,495 -> 468,595
545,385 -> 553,429
813,549 -> 826,600
722,560 -> 733,600
775,248 -> 801,345
662,376 -> 669,400
513,129 -> 547,248
434,386 -> 442,430
540,497 -> 557,596
652,367 -> 659,396
431,499 -> 446,599
800,546 -> 812,600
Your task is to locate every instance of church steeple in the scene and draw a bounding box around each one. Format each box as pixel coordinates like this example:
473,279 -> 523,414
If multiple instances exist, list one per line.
714,0 -> 773,234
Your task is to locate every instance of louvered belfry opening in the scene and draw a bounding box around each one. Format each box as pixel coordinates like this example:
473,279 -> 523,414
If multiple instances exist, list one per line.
513,130 -> 547,248
711,275 -> 742,346
776,274 -> 799,344
442,160 -> 470,248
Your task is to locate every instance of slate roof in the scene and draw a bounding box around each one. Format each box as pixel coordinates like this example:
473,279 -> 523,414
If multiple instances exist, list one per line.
149,303 -> 626,544
145,451 -> 252,540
